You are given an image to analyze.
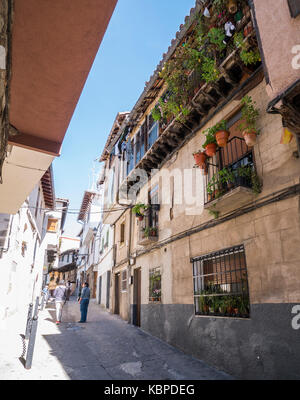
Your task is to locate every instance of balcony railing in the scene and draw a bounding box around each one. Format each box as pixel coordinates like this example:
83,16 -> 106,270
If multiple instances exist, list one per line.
204,136 -> 254,205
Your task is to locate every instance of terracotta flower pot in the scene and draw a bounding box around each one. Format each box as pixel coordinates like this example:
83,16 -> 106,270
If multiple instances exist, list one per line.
243,130 -> 257,147
228,0 -> 238,14
215,130 -> 230,147
205,143 -> 217,157
138,215 -> 144,221
193,151 -> 207,168
244,22 -> 253,37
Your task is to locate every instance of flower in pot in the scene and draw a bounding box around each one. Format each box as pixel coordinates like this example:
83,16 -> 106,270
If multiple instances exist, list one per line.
239,95 -> 260,147
132,203 -> 148,220
214,120 -> 230,147
218,167 -> 235,190
202,129 -> 218,157
150,227 -> 158,237
193,150 -> 207,168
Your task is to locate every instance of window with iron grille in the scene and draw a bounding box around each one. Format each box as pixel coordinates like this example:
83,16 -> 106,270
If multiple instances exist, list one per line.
192,245 -> 250,318
149,267 -> 161,302
121,270 -> 127,292
204,112 -> 258,205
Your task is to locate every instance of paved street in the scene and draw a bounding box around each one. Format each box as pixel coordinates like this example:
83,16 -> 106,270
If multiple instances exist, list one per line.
0,297 -> 233,380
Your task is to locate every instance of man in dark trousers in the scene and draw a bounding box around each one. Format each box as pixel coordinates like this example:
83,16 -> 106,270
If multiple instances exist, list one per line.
78,282 -> 90,323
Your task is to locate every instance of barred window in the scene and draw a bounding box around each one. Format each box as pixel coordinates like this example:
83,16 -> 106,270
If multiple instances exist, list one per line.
149,267 -> 161,302
121,270 -> 127,292
192,245 -> 250,318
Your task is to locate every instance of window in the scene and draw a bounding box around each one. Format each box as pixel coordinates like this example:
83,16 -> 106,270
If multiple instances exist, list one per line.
121,270 -> 127,291
204,112 -> 256,204
105,230 -> 109,248
147,114 -> 159,150
192,245 -> 250,318
149,268 -> 161,302
120,222 -> 125,245
149,185 -> 159,231
127,139 -> 135,175
47,218 -> 58,232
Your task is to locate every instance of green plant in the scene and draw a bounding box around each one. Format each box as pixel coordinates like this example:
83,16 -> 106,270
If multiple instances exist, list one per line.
208,27 -> 226,52
240,48 -> 261,65
212,0 -> 227,13
234,32 -> 261,66
218,167 -> 235,185
132,203 -> 147,216
143,227 -> 150,237
149,227 -> 158,236
151,105 -> 162,122
208,204 -> 220,219
201,56 -> 220,83
239,95 -> 260,134
207,173 -> 220,195
237,165 -> 262,194
202,130 -> 218,149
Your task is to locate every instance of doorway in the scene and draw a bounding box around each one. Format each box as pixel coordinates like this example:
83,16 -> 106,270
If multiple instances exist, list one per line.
114,273 -> 120,315
106,270 -> 111,309
92,271 -> 98,298
98,275 -> 102,304
133,268 -> 141,326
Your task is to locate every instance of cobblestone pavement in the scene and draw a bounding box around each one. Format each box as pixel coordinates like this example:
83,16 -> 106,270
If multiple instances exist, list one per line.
0,297 -> 233,380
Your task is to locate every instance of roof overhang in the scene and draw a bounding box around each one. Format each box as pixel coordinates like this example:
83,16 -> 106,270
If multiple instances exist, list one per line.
41,165 -> 55,210
8,0 -> 117,155
78,190 -> 97,223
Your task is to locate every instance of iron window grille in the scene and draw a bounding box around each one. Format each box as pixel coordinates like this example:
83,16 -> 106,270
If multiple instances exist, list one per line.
149,267 -> 161,302
204,136 -> 254,204
192,245 -> 250,318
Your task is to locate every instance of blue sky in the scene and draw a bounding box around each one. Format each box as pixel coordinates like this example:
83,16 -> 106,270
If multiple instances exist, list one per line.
53,0 -> 196,236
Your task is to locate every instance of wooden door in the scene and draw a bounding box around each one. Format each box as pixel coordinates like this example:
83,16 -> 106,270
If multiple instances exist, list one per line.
106,271 -> 111,309
133,268 -> 141,326
93,271 -> 98,298
114,273 -> 120,315
98,275 -> 102,304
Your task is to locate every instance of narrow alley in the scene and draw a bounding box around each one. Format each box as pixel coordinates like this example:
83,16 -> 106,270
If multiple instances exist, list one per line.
0,297 -> 233,380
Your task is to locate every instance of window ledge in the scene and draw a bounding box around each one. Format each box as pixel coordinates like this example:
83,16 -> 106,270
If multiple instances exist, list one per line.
204,186 -> 255,214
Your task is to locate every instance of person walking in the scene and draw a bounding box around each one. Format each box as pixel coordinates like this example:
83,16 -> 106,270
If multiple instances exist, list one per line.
78,282 -> 90,323
48,277 -> 57,300
53,280 -> 67,325
66,280 -> 72,301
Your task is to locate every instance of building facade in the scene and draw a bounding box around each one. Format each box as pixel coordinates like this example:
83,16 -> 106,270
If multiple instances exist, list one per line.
98,0 -> 300,379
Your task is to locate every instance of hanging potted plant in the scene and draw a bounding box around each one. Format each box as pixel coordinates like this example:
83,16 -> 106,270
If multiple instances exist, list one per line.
150,227 -> 158,237
132,203 -> 147,221
239,95 -> 260,147
193,150 -> 207,168
202,129 -> 218,157
214,120 -> 230,147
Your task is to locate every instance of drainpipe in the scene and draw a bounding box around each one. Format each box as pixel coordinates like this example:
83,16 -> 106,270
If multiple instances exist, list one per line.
127,208 -> 133,324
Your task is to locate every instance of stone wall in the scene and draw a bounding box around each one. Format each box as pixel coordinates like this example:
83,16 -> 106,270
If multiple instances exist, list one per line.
0,0 -> 12,183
